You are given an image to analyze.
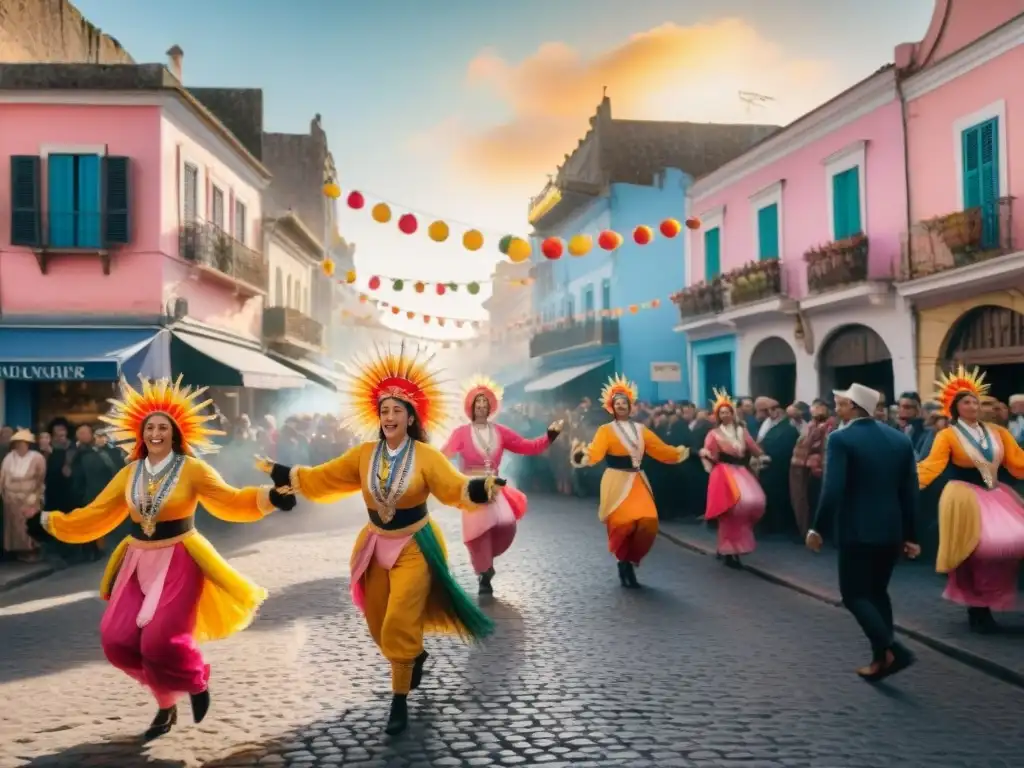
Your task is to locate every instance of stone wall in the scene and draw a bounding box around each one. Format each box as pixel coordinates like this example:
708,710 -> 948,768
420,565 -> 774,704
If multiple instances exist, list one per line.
0,0 -> 133,64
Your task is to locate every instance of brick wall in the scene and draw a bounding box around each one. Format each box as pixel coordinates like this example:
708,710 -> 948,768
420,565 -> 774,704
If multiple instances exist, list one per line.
0,0 -> 133,64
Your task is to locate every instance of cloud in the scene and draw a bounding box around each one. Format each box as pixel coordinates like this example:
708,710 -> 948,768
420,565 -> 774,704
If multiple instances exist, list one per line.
439,19 -> 839,185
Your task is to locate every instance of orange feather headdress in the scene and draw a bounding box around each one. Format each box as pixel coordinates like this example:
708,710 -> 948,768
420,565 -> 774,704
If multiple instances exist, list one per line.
934,364 -> 989,417
461,373 -> 503,421
99,375 -> 224,462
340,341 -> 451,440
600,373 -> 639,414
709,387 -> 736,416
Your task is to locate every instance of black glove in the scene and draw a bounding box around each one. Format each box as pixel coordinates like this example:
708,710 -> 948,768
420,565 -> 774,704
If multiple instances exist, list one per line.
572,450 -> 585,464
269,463 -> 293,488
467,477 -> 507,504
547,428 -> 562,443
26,513 -> 53,543
269,488 -> 296,511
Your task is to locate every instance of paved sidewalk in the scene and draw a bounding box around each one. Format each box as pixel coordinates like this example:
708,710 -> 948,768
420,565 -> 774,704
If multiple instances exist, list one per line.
0,560 -> 54,593
660,520 -> 1024,686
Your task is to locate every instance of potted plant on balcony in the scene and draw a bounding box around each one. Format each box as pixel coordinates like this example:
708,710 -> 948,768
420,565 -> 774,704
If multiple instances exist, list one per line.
213,230 -> 233,274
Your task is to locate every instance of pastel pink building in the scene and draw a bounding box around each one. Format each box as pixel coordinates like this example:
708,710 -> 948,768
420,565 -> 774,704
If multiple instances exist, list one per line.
676,67 -> 914,406
894,0 -> 1024,403
0,61 -> 304,429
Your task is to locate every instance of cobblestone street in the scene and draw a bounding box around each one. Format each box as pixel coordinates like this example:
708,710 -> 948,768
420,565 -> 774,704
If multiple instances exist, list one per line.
2,494 -> 1024,768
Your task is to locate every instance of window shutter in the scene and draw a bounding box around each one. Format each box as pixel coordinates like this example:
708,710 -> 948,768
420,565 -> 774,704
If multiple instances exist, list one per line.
77,154 -> 102,248
978,118 -> 1000,248
846,169 -> 862,236
961,126 -> 981,209
103,156 -> 131,245
757,203 -> 779,259
10,155 -> 41,247
832,168 -> 861,240
704,227 -> 721,278
47,154 -> 76,248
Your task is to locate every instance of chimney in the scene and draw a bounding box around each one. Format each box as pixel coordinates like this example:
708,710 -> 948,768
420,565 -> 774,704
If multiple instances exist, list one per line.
166,45 -> 184,81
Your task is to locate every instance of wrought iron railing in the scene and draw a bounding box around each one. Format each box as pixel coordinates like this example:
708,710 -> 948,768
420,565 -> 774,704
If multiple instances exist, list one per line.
263,306 -> 324,349
179,220 -> 268,292
671,280 -> 726,322
901,198 -> 1015,281
529,317 -> 619,357
805,234 -> 869,293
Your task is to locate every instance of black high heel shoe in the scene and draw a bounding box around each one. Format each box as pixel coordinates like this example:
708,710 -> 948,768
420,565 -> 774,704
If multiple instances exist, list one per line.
144,705 -> 177,741
385,694 -> 408,735
190,689 -> 210,724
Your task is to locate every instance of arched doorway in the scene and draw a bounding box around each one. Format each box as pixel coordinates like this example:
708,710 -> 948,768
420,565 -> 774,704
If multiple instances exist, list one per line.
749,337 -> 797,404
941,305 -> 1024,403
818,324 -> 894,405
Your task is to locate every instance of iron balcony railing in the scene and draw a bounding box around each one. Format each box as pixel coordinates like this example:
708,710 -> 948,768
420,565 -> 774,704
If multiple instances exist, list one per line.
179,219 -> 268,293
529,317 -> 619,357
901,198 -> 1015,281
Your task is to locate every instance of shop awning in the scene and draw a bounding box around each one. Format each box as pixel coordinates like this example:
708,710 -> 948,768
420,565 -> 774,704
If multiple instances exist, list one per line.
0,325 -> 161,381
171,330 -> 308,390
495,362 -> 538,389
523,358 -> 612,393
267,351 -> 343,392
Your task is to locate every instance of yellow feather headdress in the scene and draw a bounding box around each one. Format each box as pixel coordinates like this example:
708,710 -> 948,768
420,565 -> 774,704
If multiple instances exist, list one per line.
340,341 -> 452,440
99,375 -> 224,461
600,373 -> 638,414
934,364 -> 989,417
461,373 -> 504,421
710,387 -> 736,415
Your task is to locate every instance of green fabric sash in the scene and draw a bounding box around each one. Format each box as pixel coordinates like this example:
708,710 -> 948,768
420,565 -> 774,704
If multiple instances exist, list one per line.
413,523 -> 494,642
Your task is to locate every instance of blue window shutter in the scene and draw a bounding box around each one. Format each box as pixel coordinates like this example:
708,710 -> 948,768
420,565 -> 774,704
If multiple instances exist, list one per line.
846,169 -> 862,236
961,125 -> 982,209
103,156 -> 131,245
704,227 -> 721,278
47,154 -> 76,248
76,154 -> 102,248
832,168 -> 860,239
978,118 -> 999,248
10,155 -> 42,247
757,203 -> 779,259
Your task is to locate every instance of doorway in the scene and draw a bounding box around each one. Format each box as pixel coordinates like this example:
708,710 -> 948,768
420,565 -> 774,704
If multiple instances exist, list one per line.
818,324 -> 894,404
749,336 -> 797,404
942,305 -> 1024,404
701,352 -> 733,407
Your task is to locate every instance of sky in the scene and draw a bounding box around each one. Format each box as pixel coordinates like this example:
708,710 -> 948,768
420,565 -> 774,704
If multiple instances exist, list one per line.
74,0 -> 936,341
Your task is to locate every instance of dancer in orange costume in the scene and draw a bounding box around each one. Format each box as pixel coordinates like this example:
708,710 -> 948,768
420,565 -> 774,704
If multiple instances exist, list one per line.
570,374 -> 688,587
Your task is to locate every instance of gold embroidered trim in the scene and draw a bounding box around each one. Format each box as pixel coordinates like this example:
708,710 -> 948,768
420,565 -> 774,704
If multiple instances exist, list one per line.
289,466 -> 305,497
127,529 -> 197,549
366,516 -> 430,538
569,439 -> 590,469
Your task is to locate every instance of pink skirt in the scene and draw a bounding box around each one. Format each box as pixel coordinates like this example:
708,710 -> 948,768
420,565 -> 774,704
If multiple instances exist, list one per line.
461,485 -> 526,573
944,483 -> 1024,611
707,464 -> 765,556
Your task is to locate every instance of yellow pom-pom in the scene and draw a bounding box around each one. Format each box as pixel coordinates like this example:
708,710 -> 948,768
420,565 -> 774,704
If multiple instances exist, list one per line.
568,234 -> 592,257
463,229 -> 484,251
322,182 -> 341,199
507,237 -> 531,263
371,203 -> 392,223
321,258 -> 335,277
345,270 -> 357,284
428,221 -> 450,243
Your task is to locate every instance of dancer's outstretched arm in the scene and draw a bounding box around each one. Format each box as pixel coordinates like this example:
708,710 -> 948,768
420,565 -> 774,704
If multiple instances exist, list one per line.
258,445 -> 363,504
192,458 -> 294,521
32,465 -> 132,544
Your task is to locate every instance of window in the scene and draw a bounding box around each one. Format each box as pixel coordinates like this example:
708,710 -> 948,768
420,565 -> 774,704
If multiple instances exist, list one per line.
275,267 -> 284,305
211,185 -> 225,230
286,275 -> 293,308
566,296 -> 575,320
757,203 -> 779,260
601,278 -> 611,310
234,199 -> 247,243
583,285 -> 595,313
9,154 -> 131,249
183,163 -> 199,222
962,117 -> 1000,248
704,227 -> 721,278
831,168 -> 861,240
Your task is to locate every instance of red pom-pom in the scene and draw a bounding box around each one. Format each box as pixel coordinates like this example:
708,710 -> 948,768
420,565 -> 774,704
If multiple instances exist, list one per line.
398,213 -> 418,235
436,283 -> 446,296
368,275 -> 381,290
598,230 -> 619,251
660,218 -> 682,238
685,217 -> 701,231
541,237 -> 564,260
347,191 -> 365,209
633,225 -> 653,245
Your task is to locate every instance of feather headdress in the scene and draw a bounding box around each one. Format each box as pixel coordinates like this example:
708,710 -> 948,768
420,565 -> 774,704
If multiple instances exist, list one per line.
934,364 -> 989,417
710,387 -> 736,415
600,373 -> 638,414
99,375 -> 223,461
461,373 -> 503,421
339,341 -> 451,440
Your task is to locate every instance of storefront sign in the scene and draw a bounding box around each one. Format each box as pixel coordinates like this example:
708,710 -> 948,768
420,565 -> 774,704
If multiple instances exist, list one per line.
0,361 -> 119,381
650,362 -> 682,382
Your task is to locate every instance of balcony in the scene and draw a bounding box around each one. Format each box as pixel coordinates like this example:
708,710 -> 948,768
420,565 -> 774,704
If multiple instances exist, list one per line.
179,220 -> 268,295
728,258 -> 784,307
530,317 -> 619,358
901,198 -> 1015,282
263,306 -> 324,352
805,234 -> 869,293
671,280 -> 726,323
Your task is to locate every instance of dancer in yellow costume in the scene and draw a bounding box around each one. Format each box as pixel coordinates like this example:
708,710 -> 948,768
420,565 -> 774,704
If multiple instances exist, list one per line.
258,342 -> 502,735
570,374 -> 689,587
26,376 -> 294,741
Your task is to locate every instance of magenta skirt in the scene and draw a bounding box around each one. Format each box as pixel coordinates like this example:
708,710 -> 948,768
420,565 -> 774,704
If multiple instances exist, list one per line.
708,464 -> 765,556
461,484 -> 526,573
944,483 -> 1024,611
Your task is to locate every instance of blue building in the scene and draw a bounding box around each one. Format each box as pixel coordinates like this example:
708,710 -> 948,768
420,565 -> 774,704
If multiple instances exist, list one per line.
522,96 -> 777,406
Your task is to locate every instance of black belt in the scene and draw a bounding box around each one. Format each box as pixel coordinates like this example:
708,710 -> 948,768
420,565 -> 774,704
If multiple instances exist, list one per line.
605,455 -> 640,472
130,517 -> 195,541
717,454 -> 748,466
368,502 -> 428,531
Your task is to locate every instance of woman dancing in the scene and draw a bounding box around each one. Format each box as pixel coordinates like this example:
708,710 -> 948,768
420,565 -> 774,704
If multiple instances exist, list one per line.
917,366 -> 1024,632
27,376 -> 295,740
441,374 -> 563,594
570,374 -> 688,587
700,389 -> 768,568
257,343 -> 502,735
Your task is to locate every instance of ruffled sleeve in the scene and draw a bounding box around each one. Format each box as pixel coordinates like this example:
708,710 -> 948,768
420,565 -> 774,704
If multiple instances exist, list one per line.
291,444 -> 364,503
917,427 -> 952,489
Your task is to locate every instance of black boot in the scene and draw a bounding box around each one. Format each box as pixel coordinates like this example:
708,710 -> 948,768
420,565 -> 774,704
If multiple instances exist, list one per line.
190,689 -> 210,724
385,694 -> 408,735
478,567 -> 495,595
968,607 -> 998,633
410,650 -> 429,690
620,561 -> 640,588
616,561 -> 629,587
144,705 -> 177,741
723,554 -> 742,570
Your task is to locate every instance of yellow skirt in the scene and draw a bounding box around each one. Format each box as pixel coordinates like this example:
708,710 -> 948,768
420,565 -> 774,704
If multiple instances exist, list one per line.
99,532 -> 267,644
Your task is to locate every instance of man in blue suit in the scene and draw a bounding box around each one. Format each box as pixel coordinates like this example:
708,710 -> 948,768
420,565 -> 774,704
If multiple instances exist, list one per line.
806,383 -> 920,681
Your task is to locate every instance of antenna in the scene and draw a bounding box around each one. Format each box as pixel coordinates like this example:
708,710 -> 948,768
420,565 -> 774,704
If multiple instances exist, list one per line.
738,90 -> 775,114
